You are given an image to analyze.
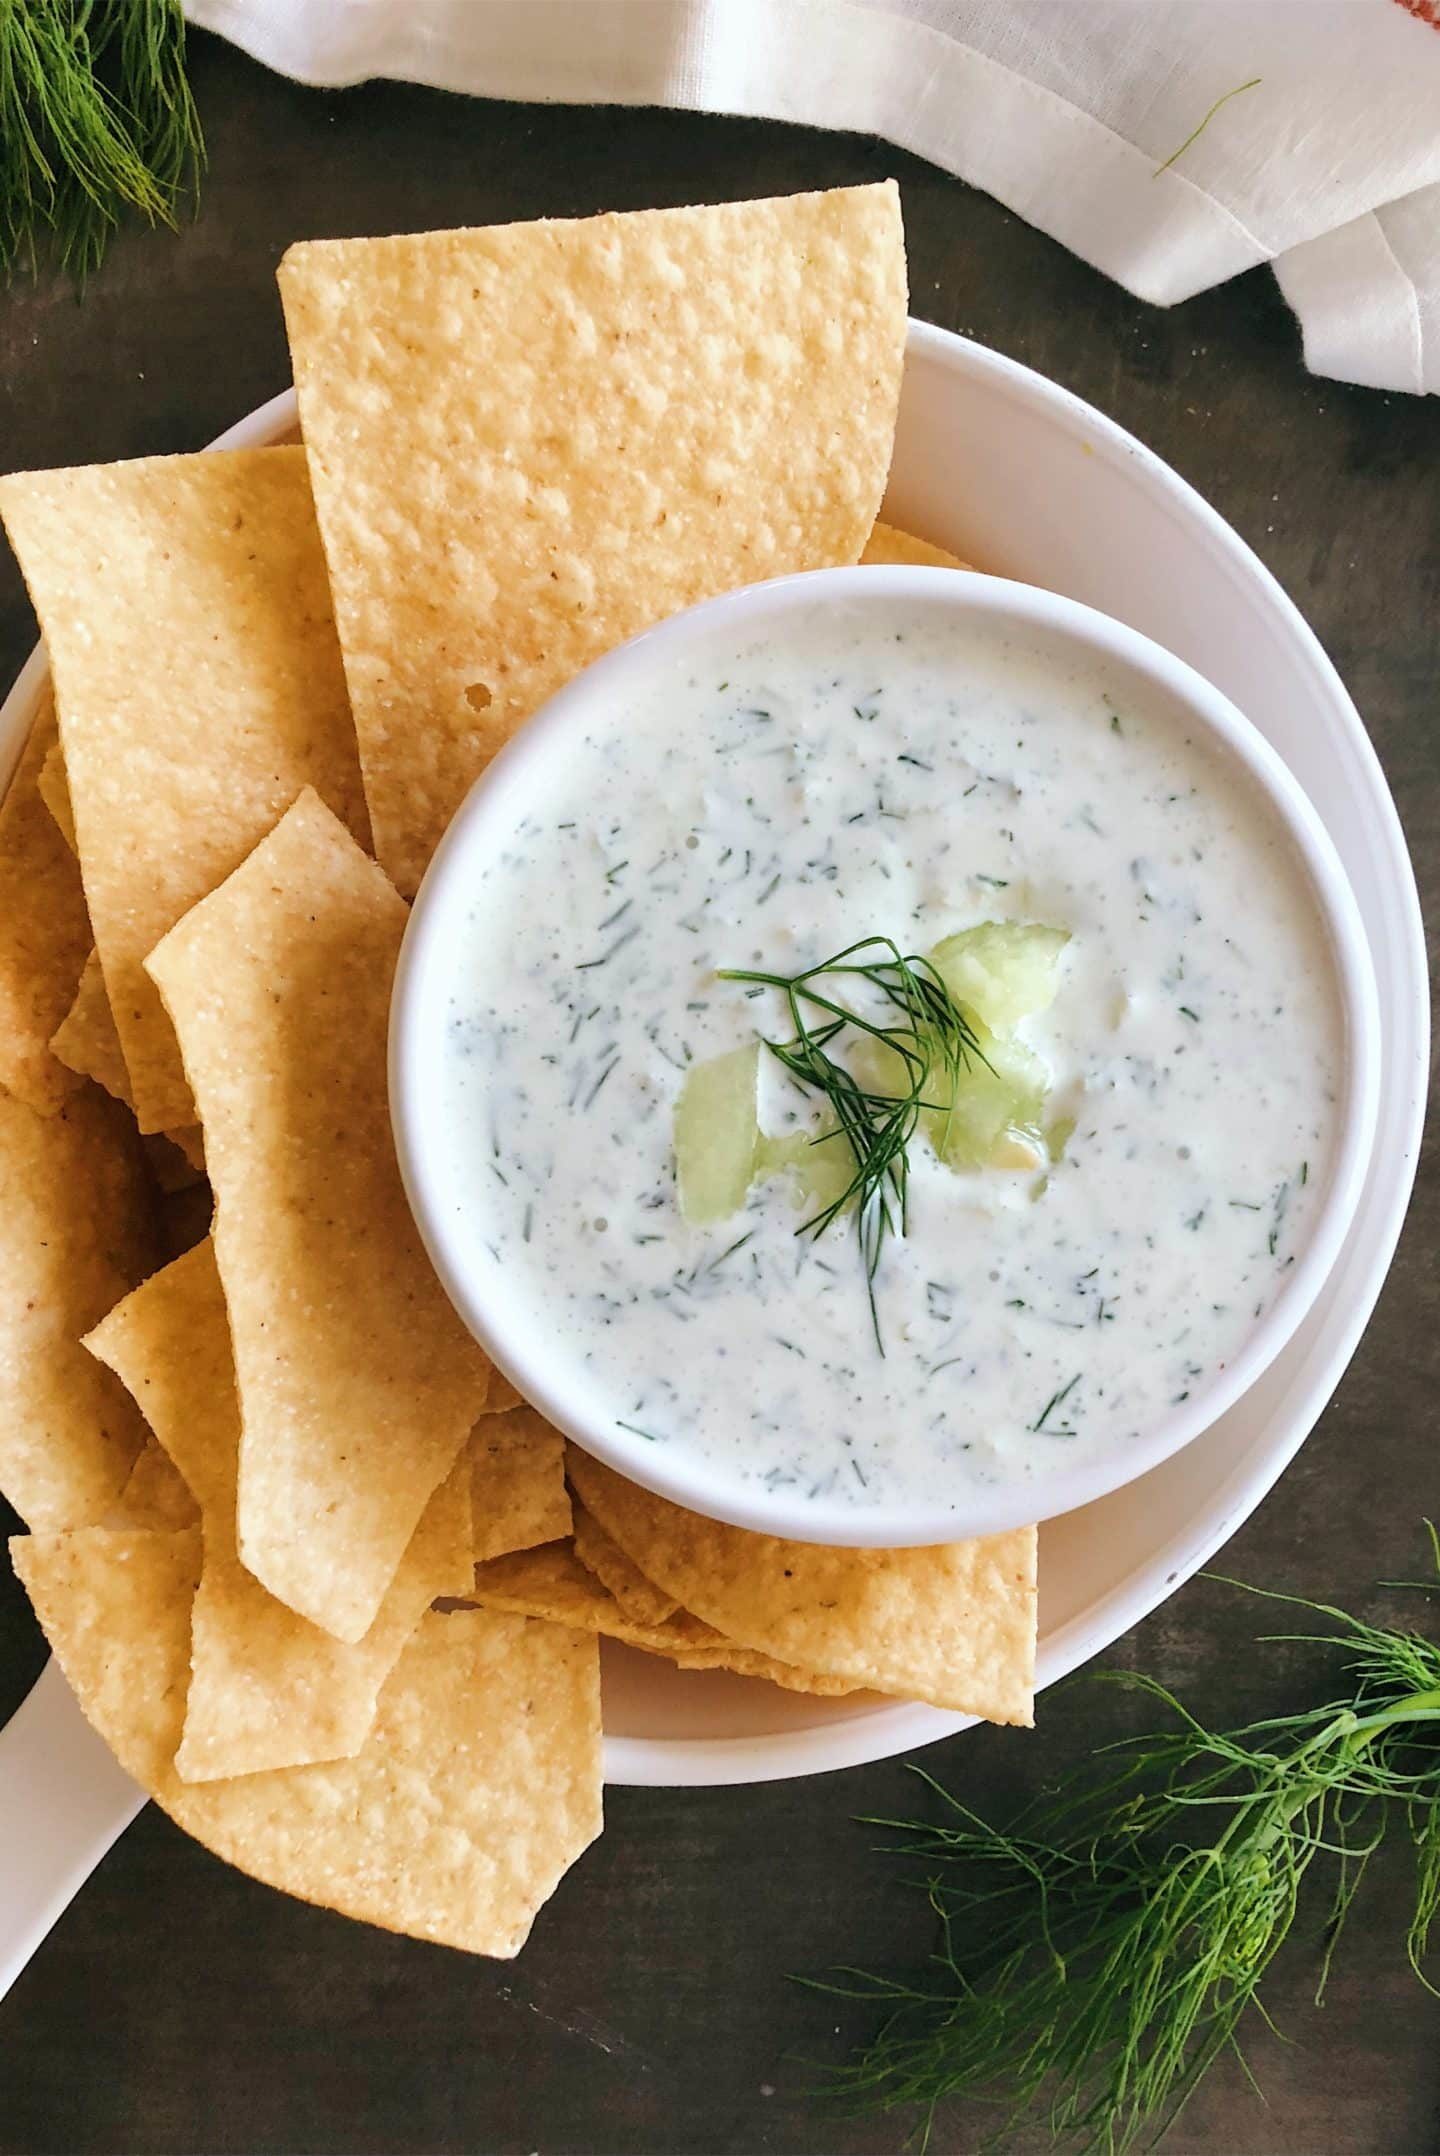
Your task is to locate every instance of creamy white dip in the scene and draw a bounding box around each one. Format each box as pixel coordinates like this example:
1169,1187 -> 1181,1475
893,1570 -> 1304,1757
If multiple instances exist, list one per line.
434,598 -> 1341,1517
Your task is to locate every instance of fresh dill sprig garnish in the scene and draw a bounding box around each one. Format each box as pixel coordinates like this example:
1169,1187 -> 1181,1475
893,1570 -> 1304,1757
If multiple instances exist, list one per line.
1,0 -> 205,282
718,937 -> 986,1349
809,1528 -> 1440,2154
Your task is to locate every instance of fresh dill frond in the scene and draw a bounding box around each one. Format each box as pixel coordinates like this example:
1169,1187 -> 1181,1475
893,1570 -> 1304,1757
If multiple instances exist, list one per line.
811,1528 -> 1440,2153
0,0 -> 204,282
719,937 -> 986,1348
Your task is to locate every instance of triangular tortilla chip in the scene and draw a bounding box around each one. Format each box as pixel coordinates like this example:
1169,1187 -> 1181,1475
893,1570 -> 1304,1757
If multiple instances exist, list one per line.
471,1406 -> 571,1564
87,1241 -> 475,1779
36,737 -> 76,852
145,792 -> 494,1641
51,949 -> 131,1105
12,1528 -> 602,1957
571,1501 -> 679,1627
0,693 -> 90,1113
0,448 -> 369,1130
471,1540 -> 859,1697
142,1129 -> 206,1194
483,1374 -> 526,1416
278,183 -> 906,892
861,520 -> 972,570
565,1449 -> 1037,1724
107,1439 -> 199,1532
0,1084 -> 153,1529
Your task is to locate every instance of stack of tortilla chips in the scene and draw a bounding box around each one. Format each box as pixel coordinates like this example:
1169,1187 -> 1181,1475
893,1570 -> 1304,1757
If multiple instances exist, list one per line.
0,183 -> 1036,1959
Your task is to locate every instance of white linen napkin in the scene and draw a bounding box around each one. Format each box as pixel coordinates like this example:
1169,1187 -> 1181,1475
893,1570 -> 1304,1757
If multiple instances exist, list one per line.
186,0 -> 1440,394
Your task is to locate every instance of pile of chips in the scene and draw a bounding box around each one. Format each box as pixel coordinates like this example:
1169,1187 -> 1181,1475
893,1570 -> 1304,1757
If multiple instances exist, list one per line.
0,183 -> 1036,1958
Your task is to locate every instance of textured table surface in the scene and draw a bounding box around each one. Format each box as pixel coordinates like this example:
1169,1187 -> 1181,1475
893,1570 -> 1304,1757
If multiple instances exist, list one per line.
1,30 -> 1436,2156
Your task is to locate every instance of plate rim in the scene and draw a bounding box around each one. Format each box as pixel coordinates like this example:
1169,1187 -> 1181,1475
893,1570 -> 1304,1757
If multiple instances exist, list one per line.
1,325 -> 1425,1789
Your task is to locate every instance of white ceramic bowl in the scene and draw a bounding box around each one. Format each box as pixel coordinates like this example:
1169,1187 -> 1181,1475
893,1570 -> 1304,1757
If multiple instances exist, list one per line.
391,565 -> 1381,1550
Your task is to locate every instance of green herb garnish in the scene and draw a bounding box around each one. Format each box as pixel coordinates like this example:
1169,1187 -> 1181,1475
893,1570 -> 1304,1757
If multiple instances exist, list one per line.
2,0 -> 204,281
1152,76 -> 1262,179
718,937 -> 986,1348
812,1532 -> 1440,2152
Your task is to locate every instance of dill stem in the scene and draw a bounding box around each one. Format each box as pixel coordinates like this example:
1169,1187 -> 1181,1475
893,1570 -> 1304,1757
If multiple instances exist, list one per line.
719,937 -> 985,1346
818,1544 -> 1440,2151
1182,1688 -> 1440,1860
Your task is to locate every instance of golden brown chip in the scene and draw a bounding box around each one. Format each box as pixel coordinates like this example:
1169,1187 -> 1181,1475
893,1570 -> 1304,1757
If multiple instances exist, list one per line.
861,520 -> 973,570
0,693 -> 90,1114
142,1130 -> 206,1194
86,1244 -> 235,1501
0,448 -> 369,1131
566,1449 -> 1037,1724
107,1438 -> 199,1532
473,1539 -> 655,1636
87,1240 -> 476,1776
52,970 -> 206,1190
12,1528 -> 602,1957
278,184 -> 906,893
145,791 -> 494,1641
155,1176 -> 214,1265
472,1540 -> 859,1697
176,1467 -> 471,1782
0,1085 -> 152,1530
36,738 -> 77,853
165,1123 -> 205,1172
49,957 -> 207,1187
52,949 -> 131,1105
571,1500 -> 679,1626
483,1374 -> 526,1416
471,1406 -> 572,1564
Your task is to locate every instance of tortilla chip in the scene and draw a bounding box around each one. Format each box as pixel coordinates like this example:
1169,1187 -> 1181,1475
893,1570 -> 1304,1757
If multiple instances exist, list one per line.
155,1176 -> 214,1266
0,1085 -> 152,1530
861,520 -> 972,570
85,1243 -> 258,1517
108,1439 -> 198,1531
474,1539 -> 663,1639
10,1524 -> 203,1749
86,1238 -> 476,1776
470,1406 -> 571,1565
571,1500 -> 679,1627
176,1476 -> 471,1782
278,183 -> 906,893
52,949 -> 131,1105
565,1449 -> 1036,1724
143,1129 -> 206,1193
52,963 -> 206,1194
0,693 -> 90,1113
484,1374 -> 526,1416
145,790 -> 494,1641
37,738 -> 77,853
0,448 -> 369,1131
471,1541 -> 859,1697
12,1528 -> 602,1957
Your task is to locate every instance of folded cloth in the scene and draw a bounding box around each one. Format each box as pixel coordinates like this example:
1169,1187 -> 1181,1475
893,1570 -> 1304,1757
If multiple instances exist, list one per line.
186,0 -> 1440,394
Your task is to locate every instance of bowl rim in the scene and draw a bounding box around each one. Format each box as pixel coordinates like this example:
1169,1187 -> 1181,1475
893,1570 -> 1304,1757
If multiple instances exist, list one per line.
390,562 -> 1383,1550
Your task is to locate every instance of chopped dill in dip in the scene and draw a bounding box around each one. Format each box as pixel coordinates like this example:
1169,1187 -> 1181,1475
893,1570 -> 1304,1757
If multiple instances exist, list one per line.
436,598 -> 1341,1518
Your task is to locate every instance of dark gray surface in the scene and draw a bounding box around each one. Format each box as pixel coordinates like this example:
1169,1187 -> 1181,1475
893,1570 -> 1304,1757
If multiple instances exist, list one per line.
1,30 -> 1436,2156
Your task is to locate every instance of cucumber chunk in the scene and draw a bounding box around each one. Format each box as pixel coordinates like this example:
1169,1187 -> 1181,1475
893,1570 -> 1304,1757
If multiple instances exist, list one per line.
756,1121 -> 856,1218
674,1043 -> 759,1223
929,921 -> 1068,1036
923,1023 -> 1048,1171
676,916 -> 1069,1222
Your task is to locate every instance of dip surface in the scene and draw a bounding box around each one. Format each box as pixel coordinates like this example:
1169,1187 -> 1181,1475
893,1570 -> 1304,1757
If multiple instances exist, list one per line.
435,597 -> 1341,1520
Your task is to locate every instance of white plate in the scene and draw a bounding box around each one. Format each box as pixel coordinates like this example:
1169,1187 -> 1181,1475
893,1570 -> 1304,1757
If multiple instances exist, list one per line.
1,324 -> 1426,1794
